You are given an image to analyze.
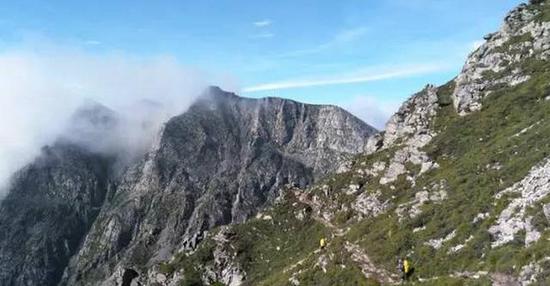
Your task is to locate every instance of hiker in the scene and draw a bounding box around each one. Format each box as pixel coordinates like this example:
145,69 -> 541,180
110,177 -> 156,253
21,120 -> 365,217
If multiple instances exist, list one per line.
403,258 -> 411,281
319,237 -> 326,250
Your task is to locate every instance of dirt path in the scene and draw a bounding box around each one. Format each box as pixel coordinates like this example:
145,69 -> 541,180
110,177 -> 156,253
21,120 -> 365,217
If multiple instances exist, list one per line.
345,242 -> 400,284
293,190 -> 399,285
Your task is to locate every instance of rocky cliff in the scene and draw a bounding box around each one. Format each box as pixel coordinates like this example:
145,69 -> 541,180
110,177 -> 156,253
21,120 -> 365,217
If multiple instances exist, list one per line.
0,87 -> 376,286
140,1 -> 550,285
0,143 -> 113,286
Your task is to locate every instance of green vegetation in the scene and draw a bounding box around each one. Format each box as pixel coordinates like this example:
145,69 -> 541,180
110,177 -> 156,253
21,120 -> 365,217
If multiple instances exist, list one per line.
154,3 -> 550,284
164,59 -> 550,281
530,0 -> 550,23
161,191 -> 331,285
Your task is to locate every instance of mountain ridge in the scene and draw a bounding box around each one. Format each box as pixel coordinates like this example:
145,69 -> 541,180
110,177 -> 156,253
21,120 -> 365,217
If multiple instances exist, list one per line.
0,87 -> 377,286
130,1 -> 550,285
3,1 -> 550,285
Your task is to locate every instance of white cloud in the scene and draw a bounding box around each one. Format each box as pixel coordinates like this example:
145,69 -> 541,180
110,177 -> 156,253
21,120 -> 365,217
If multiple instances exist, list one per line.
342,95 -> 401,130
242,63 -> 447,92
0,47 -> 231,196
254,19 -> 272,27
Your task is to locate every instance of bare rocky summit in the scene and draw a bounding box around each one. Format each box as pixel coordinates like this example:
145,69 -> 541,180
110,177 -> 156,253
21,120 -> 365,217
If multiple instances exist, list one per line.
0,87 -> 376,286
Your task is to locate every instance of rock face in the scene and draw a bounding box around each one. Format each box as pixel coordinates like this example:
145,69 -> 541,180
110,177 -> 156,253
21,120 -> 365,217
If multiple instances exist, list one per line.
204,227 -> 245,286
0,143 -> 113,286
139,2 -> 550,285
0,88 -> 375,286
0,102 -> 119,286
30,87 -> 373,285
374,85 -> 440,185
489,158 -> 550,248
452,1 -> 550,115
382,84 -> 439,148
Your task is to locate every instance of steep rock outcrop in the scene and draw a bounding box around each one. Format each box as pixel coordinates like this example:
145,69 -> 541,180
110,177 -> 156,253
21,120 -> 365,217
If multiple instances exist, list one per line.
452,1 -> 550,115
489,158 -> 550,248
0,103 -> 118,286
0,143 -> 112,286
370,84 -> 440,185
61,87 -> 376,285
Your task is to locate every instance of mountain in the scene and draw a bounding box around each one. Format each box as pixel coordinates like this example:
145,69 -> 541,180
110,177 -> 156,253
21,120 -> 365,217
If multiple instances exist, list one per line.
4,1 -> 550,285
0,87 -> 376,286
0,143 -> 114,286
121,1 -> 550,285
0,102 -> 120,286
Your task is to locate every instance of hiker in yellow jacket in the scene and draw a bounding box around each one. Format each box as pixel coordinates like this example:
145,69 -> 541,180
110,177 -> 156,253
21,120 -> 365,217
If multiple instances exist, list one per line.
403,259 -> 410,276
398,257 -> 413,281
319,238 -> 327,250
402,258 -> 412,281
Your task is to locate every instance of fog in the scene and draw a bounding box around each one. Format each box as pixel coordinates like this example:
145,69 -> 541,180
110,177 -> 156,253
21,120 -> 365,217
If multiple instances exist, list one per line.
0,48 -> 229,195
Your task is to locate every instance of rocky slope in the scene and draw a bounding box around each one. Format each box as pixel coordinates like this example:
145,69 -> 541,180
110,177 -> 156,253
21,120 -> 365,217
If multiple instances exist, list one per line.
0,102 -> 121,286
0,87 -> 376,286
143,1 -> 550,285
0,143 -> 113,286
5,1 -> 550,285
60,87 -> 375,286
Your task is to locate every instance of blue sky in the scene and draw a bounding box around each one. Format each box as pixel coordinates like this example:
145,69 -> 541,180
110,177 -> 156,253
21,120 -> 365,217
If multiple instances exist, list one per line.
0,0 -> 524,128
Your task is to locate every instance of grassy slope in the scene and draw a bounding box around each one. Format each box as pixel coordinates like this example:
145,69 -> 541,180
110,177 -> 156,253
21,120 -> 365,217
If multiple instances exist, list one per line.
160,3 -> 550,285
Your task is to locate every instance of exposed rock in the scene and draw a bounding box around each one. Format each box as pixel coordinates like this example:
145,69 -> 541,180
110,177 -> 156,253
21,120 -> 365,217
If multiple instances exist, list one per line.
448,235 -> 474,254
365,133 -> 384,155
425,230 -> 457,250
379,85 -> 440,185
451,3 -> 550,115
491,273 -> 520,286
395,182 -> 447,221
0,107 -> 114,286
473,212 -> 490,224
60,88 -> 376,285
346,184 -> 361,195
518,257 -> 550,286
352,191 -> 389,218
383,85 -> 439,148
489,157 -> 550,247
315,254 -> 329,273
344,242 -> 399,284
205,227 -> 245,286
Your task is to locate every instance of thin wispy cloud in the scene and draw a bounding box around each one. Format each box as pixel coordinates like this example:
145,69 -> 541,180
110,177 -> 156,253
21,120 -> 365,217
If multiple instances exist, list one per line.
254,19 -> 272,27
279,26 -> 369,58
242,63 -> 448,92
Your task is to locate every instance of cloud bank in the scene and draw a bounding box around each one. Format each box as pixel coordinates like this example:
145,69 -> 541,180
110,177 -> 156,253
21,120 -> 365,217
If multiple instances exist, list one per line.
0,48 -> 215,195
